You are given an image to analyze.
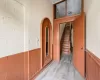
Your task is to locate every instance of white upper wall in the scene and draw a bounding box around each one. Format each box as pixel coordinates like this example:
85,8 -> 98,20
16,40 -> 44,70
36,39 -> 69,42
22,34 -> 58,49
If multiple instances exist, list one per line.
28,0 -> 53,50
0,0 -> 25,58
84,0 -> 100,58
0,0 -> 53,58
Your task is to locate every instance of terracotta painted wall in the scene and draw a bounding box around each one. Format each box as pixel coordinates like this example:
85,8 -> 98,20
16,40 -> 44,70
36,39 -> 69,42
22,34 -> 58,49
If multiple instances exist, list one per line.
86,50 -> 100,80
29,48 -> 41,80
0,53 -> 25,80
0,48 -> 41,80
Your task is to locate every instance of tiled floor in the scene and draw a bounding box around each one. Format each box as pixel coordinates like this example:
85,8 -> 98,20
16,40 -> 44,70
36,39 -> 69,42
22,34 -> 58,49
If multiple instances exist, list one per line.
35,54 -> 85,80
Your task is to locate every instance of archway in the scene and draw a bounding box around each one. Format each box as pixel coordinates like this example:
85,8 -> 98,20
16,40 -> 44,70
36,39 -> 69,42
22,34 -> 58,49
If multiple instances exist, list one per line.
41,18 -> 52,67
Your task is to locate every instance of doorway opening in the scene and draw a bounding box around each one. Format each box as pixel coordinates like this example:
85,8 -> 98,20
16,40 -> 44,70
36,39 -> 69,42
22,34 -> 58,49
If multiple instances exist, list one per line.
53,13 -> 85,77
60,22 -> 73,62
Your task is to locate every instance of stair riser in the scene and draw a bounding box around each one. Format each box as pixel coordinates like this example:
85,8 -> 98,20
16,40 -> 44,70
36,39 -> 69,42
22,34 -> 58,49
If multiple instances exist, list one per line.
61,26 -> 71,54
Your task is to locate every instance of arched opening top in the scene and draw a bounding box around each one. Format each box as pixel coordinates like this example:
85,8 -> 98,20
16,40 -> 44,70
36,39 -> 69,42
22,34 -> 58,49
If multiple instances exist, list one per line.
41,18 -> 52,29
40,18 -> 52,67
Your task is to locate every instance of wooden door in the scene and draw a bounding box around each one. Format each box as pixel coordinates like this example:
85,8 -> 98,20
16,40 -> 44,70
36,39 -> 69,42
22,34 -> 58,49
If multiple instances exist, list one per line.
41,18 -> 52,67
53,22 -> 60,62
73,13 -> 85,77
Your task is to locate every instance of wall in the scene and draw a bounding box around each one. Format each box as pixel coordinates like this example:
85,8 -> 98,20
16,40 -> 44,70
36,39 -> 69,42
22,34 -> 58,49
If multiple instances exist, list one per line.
60,23 -> 66,41
28,0 -> 53,50
29,48 -> 41,80
0,0 -> 53,79
0,52 -> 25,80
86,50 -> 100,80
84,0 -> 100,58
0,0 -> 25,58
0,0 -> 53,57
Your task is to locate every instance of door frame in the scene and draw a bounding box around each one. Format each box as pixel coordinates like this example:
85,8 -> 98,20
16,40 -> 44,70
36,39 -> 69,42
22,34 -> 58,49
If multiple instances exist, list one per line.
73,13 -> 85,77
40,18 -> 52,67
53,15 -> 79,62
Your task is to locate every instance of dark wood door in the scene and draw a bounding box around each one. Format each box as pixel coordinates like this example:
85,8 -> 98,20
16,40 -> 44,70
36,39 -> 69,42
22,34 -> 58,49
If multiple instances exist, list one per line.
41,18 -> 52,67
73,13 -> 85,77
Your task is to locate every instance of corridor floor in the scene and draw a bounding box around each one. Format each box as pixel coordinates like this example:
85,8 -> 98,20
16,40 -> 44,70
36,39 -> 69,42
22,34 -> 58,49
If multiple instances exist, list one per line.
35,54 -> 85,80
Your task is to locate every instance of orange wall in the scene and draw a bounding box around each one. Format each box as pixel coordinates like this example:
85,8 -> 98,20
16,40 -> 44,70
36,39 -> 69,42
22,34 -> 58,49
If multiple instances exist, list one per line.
0,53 -> 25,80
86,50 -> 100,80
29,48 -> 41,79
0,48 -> 41,80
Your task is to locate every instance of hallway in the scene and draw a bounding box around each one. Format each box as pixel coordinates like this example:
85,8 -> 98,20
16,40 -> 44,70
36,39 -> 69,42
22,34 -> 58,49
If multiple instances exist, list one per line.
35,54 -> 85,80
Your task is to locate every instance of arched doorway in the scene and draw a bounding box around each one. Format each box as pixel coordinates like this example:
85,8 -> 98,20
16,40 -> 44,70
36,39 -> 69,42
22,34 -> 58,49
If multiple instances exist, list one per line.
41,18 -> 52,67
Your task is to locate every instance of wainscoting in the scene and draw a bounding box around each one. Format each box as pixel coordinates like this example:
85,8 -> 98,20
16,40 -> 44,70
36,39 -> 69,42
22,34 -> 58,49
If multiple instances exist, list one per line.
1,49 -> 100,80
29,48 -> 41,80
0,48 -> 41,80
0,52 -> 25,80
86,50 -> 100,80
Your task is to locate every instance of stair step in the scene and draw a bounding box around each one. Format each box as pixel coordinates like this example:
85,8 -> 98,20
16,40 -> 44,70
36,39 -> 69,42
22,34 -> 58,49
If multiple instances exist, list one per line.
62,50 -> 70,52
62,51 -> 70,53
61,40 -> 70,42
62,44 -> 70,46
61,42 -> 70,44
61,49 -> 70,51
63,37 -> 70,39
62,46 -> 70,48
62,47 -> 70,49
62,50 -> 70,53
60,25 -> 71,54
61,48 -> 70,51
61,45 -> 70,47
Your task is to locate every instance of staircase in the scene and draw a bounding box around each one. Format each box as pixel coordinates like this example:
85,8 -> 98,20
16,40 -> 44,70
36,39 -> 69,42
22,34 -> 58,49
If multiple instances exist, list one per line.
61,24 -> 71,55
